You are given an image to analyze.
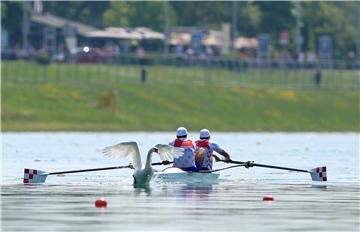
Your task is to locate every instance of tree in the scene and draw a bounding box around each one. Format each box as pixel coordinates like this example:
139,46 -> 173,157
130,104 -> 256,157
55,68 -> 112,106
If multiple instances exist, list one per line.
255,2 -> 295,34
234,2 -> 261,37
1,1 -> 24,46
170,1 -> 261,36
44,1 -> 110,27
301,1 -> 357,59
103,1 -> 174,32
170,1 -> 231,29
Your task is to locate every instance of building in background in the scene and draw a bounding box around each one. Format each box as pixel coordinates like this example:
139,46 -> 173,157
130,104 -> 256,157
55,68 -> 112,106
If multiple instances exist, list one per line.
30,12 -> 97,55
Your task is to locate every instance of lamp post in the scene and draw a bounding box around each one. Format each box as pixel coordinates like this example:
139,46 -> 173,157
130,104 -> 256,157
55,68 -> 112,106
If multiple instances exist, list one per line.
164,1 -> 169,56
295,1 -> 302,55
22,1 -> 30,56
232,1 -> 237,51
357,1 -> 360,62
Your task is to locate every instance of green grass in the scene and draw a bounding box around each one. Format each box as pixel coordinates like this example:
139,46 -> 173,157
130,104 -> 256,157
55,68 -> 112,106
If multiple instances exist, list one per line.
1,61 -> 359,131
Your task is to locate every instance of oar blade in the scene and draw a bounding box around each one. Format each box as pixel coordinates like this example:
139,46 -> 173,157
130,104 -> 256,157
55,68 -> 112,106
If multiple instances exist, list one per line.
310,166 -> 327,181
23,168 -> 48,184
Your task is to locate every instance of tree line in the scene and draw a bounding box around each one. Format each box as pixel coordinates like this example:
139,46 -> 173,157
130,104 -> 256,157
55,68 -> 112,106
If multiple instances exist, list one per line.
2,1 -> 359,59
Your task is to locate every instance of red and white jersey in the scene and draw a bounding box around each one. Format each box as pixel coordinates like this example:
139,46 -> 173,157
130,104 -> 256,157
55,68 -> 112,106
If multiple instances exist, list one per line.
195,139 -> 223,154
169,138 -> 196,169
195,139 -> 223,170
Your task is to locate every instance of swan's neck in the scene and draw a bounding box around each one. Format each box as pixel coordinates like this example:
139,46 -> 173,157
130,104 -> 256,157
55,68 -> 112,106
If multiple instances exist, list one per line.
144,148 -> 155,169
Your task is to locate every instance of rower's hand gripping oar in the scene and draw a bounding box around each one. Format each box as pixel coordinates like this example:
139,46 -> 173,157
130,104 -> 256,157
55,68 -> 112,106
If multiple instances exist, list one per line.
217,159 -> 327,182
23,161 -> 173,184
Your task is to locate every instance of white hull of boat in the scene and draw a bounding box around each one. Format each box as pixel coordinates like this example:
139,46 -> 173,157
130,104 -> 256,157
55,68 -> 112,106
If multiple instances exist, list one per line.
153,167 -> 220,183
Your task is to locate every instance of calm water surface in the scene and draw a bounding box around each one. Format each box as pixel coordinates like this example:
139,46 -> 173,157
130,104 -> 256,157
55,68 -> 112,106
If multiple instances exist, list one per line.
1,132 -> 359,231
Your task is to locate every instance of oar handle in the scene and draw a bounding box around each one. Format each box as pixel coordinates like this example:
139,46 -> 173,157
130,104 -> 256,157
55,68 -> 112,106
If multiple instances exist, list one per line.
152,161 -> 173,166
222,160 -> 310,173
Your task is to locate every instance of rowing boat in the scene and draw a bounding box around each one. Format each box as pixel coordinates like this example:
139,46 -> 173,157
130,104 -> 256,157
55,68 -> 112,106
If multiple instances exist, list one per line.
153,167 -> 220,183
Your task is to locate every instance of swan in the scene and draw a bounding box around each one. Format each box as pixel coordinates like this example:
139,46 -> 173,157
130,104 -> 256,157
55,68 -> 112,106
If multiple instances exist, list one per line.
102,141 -> 184,186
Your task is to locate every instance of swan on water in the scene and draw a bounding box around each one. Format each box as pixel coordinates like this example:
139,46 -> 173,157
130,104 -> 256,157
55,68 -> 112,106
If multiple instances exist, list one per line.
102,141 -> 184,186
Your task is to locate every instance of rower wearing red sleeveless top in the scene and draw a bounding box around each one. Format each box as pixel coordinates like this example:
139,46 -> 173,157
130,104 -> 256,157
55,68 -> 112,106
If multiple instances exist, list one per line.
169,127 -> 198,172
195,129 -> 231,171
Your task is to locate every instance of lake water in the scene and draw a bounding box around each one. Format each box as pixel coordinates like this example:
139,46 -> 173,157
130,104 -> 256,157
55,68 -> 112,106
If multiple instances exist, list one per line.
1,132 -> 359,231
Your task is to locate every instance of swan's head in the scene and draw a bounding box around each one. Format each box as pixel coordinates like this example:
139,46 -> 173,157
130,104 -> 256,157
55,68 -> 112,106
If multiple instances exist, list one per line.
149,147 -> 159,154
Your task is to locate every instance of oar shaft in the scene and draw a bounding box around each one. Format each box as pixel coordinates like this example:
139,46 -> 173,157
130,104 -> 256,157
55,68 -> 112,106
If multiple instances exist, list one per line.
230,160 -> 309,173
48,165 -> 132,175
48,161 -> 173,175
252,163 -> 309,173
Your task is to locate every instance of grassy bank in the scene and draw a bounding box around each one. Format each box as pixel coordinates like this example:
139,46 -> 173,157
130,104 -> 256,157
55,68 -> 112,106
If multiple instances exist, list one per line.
2,80 -> 358,132
2,60 -> 359,131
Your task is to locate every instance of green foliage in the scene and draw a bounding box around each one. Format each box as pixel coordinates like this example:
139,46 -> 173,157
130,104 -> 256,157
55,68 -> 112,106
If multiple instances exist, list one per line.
235,2 -> 262,36
1,1 -> 358,58
1,1 -> 24,45
302,2 -> 358,59
1,2 -> 7,20
103,1 -> 167,31
169,1 -> 260,35
255,2 -> 295,34
44,1 -> 110,26
171,1 -> 231,29
102,1 -> 130,27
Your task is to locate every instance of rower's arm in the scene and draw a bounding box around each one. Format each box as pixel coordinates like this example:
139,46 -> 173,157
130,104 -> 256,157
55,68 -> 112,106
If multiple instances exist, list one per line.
212,154 -> 221,162
219,150 -> 231,162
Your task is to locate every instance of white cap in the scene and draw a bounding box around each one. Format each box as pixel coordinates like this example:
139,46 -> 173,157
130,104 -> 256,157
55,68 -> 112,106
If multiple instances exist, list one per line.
176,127 -> 188,137
199,129 -> 211,139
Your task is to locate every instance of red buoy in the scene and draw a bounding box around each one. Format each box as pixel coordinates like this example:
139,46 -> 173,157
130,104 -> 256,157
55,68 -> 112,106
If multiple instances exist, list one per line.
263,195 -> 274,201
95,198 -> 107,208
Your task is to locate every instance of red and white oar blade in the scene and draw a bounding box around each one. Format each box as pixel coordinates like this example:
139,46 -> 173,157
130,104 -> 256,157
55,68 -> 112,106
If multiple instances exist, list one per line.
23,168 -> 48,184
310,166 -> 327,181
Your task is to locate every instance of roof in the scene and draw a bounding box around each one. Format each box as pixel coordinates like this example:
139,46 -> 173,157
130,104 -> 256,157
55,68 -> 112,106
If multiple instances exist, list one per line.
202,30 -> 223,46
85,27 -> 164,40
31,13 -> 97,36
234,37 -> 258,49
85,27 -> 142,40
134,27 -> 164,40
170,32 -> 191,45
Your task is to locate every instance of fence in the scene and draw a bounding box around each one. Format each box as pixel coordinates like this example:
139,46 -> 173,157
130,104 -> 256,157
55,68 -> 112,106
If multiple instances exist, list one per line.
2,56 -> 359,91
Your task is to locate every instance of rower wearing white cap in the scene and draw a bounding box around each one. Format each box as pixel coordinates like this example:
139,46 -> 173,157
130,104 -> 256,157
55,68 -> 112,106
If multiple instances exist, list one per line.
168,127 -> 198,172
195,129 -> 231,171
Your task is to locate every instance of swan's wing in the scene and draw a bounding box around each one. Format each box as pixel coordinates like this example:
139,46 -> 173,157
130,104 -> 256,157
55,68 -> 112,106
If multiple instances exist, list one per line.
102,141 -> 142,169
154,144 -> 185,161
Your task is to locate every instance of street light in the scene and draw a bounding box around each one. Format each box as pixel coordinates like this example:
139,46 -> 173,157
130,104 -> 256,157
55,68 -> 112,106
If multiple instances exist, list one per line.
164,1 -> 169,56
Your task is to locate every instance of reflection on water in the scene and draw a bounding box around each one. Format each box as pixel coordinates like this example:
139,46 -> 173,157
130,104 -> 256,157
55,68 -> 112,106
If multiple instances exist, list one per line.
1,132 -> 359,231
133,185 -> 152,196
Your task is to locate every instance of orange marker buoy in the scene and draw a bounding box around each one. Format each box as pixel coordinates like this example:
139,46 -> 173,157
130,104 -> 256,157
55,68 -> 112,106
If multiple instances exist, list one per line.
263,195 -> 274,201
95,198 -> 107,208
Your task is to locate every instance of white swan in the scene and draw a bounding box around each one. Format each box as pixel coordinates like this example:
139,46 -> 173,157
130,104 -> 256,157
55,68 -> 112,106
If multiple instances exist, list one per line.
102,141 -> 184,186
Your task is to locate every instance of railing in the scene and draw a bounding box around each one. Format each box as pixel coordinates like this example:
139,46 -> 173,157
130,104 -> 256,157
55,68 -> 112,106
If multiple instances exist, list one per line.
2,56 -> 359,91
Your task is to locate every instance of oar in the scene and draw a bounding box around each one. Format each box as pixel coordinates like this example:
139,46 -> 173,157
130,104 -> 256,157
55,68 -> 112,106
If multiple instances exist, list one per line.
23,161 -> 173,184
200,164 -> 247,173
218,159 -> 327,181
